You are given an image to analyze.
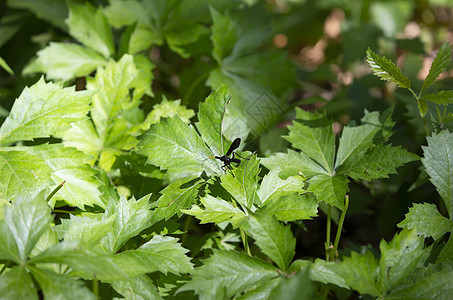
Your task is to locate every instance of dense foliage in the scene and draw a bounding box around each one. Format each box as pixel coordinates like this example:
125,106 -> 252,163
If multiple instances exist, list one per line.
1,0 -> 453,299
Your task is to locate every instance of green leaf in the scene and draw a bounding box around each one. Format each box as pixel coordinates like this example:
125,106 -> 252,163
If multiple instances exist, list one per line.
240,212 -> 296,271
338,144 -> 419,181
257,167 -> 305,205
285,109 -> 335,173
366,48 -> 411,88
150,176 -> 203,225
335,107 -> 394,169
421,42 -> 452,94
119,235 -> 193,275
398,203 -> 453,240
238,278 -> 280,300
438,234 -> 453,262
307,173 -> 349,210
422,130 -> 453,218
269,268 -> 316,300
379,229 -> 426,291
29,267 -> 96,300
136,116 -> 216,176
182,194 -> 246,225
22,144 -> 104,209
66,2 -> 114,57
112,276 -> 161,300
0,77 -> 92,145
261,193 -> 318,222
220,154 -> 260,208
56,214 -> 115,246
143,98 -> 194,129
23,43 -> 107,81
328,251 -> 382,296
422,90 -> 453,105
0,56 -> 13,75
210,8 -> 237,63
0,148 -> 54,201
178,249 -> 277,298
0,266 -> 37,300
0,190 -> 52,263
102,194 -> 153,253
195,85 -> 232,155
261,149 -> 327,178
309,259 -> 348,289
388,264 -> 453,299
7,0 -> 68,30
29,241 -> 144,281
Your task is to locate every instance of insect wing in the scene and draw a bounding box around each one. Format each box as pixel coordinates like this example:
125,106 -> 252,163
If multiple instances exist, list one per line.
226,138 -> 241,156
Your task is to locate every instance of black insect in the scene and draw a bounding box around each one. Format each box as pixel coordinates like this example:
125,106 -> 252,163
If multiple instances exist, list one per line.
215,138 -> 244,172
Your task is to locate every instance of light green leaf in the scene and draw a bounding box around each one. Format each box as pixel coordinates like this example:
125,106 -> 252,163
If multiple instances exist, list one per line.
307,173 -> 349,210
112,276 -> 161,300
23,144 -> 104,209
335,107 -> 394,170
338,144 -> 419,181
366,48 -> 411,88
309,259 -> 348,289
220,155 -> 260,208
210,8 -> 237,63
0,77 -> 92,145
104,0 -> 148,28
422,130 -> 453,218
328,251 -> 382,296
88,54 -> 139,143
0,56 -> 13,75
257,167 -> 305,205
102,194 -> 153,253
56,214 -> 114,245
241,212 -> 296,271
60,119 -> 101,157
0,266 -> 37,300
143,98 -> 194,129
23,42 -> 107,81
0,148 -> 54,201
136,116 -> 216,176
66,2 -> 114,57
422,90 -> 453,105
379,229 -> 426,291
421,42 -> 452,94
182,194 -> 246,225
0,190 -> 52,263
178,249 -> 277,298
150,176 -> 203,225
261,149 -> 327,178
29,241 -> 144,281
261,193 -> 318,222
118,235 -> 193,275
398,203 -> 453,240
195,85 -> 231,155
285,109 -> 335,173
238,278 -> 280,300
29,267 -> 96,300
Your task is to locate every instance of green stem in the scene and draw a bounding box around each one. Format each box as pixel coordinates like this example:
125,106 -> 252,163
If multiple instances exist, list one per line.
183,71 -> 210,105
92,275 -> 99,299
333,195 -> 349,260
326,205 -> 332,261
240,229 -> 251,256
181,215 -> 192,247
45,181 -> 66,203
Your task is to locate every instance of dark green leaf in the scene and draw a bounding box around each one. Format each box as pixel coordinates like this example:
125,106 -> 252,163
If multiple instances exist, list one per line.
422,90 -> 453,105
421,42 -> 452,94
307,173 -> 349,210
112,276 -> 161,300
366,48 -> 411,88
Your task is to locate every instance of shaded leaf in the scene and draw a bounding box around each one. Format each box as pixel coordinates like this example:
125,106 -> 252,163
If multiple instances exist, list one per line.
421,42 -> 452,93
112,276 -> 161,300
422,90 -> 453,105
241,212 -> 296,271
0,266 -> 37,300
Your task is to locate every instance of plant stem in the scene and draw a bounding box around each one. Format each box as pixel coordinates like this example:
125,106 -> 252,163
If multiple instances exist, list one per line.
333,195 -> 349,260
45,180 -> 66,203
0,261 -> 9,275
93,275 -> 99,299
240,229 -> 251,256
326,205 -> 332,261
